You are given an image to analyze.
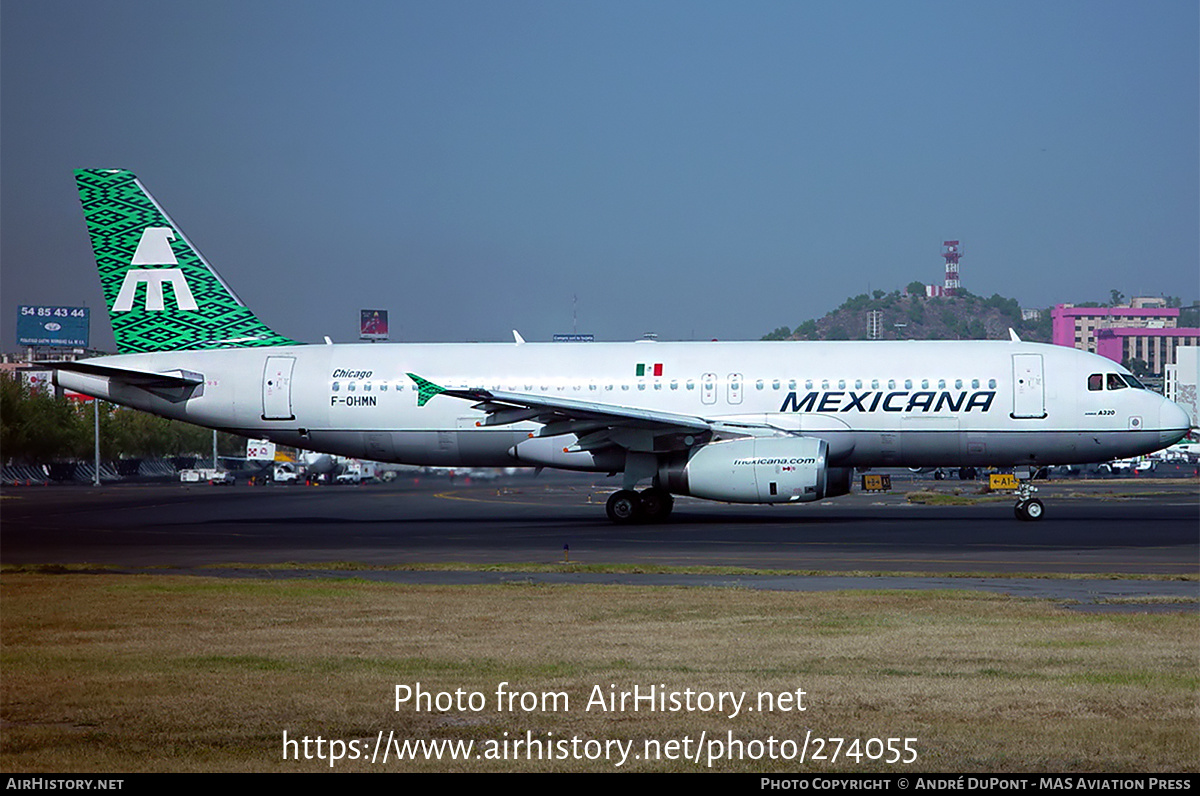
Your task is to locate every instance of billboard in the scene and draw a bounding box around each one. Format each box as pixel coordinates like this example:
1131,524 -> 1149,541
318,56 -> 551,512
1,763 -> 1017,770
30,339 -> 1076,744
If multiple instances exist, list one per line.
17,306 -> 89,347
360,309 -> 388,340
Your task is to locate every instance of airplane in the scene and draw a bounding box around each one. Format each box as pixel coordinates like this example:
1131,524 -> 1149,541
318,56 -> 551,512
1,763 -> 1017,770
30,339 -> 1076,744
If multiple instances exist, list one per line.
52,169 -> 1192,523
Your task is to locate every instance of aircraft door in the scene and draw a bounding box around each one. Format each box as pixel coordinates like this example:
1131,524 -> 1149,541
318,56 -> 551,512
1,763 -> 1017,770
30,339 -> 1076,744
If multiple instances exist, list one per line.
1011,354 -> 1045,419
727,373 -> 743,405
262,356 -> 295,420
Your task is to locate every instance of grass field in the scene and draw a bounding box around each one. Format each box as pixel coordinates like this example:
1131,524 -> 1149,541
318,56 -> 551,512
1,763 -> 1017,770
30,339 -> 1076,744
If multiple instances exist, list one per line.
2,573 -> 1196,772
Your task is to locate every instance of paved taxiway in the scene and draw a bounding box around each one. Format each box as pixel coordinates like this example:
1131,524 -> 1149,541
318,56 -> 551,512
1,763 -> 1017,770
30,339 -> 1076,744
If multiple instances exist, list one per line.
3,474 -> 1196,606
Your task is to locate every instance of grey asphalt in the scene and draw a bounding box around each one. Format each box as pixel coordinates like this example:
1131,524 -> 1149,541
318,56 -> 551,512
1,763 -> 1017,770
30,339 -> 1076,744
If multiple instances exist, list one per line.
2,473 -> 1196,607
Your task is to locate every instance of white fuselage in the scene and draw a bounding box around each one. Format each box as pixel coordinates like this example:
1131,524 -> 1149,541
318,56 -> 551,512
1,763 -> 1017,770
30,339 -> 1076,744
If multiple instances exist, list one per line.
56,339 -> 1191,471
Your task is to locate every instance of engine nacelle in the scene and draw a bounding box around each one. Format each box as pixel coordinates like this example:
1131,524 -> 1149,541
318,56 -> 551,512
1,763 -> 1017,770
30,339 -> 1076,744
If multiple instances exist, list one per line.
658,436 -> 852,504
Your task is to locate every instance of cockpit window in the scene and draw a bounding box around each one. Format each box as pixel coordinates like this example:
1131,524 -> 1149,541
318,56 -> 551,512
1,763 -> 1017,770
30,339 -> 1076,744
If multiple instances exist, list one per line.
1106,373 -> 1128,390
1123,373 -> 1146,389
1087,374 -> 1102,391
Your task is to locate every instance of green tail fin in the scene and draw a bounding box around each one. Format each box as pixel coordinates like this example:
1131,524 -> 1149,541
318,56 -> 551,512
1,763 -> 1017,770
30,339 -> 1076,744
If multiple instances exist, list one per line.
75,169 -> 299,353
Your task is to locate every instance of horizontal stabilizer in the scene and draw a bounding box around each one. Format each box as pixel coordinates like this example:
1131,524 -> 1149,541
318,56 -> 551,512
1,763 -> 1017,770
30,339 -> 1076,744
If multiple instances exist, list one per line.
50,361 -> 202,389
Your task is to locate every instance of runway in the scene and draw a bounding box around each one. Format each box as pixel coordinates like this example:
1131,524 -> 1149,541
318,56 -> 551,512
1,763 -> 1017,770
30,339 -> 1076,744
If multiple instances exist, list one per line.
3,474 -> 1196,605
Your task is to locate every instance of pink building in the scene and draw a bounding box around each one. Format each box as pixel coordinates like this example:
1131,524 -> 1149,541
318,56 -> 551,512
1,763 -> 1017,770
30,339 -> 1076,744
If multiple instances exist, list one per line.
1051,303 -> 1198,376
1051,303 -> 1177,352
1095,328 -> 1200,376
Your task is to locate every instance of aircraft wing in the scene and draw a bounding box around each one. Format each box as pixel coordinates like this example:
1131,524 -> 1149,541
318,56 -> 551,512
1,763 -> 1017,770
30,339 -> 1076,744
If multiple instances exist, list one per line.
408,373 -> 712,433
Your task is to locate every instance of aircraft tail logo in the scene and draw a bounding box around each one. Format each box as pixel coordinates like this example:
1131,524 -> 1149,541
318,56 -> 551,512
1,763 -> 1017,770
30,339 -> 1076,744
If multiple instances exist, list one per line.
75,169 -> 299,353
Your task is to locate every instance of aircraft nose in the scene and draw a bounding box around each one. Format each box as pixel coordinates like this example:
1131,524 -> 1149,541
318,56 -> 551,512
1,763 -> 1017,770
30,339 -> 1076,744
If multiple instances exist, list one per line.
1159,398 -> 1192,447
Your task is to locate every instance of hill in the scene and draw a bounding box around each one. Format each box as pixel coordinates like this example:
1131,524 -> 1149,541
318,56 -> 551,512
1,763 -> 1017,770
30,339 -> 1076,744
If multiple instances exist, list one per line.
762,289 -> 1051,342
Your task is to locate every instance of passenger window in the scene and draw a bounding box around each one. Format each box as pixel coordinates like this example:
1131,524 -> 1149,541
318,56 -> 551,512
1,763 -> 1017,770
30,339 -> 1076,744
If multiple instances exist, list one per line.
954,379 -> 962,390
348,382 -> 356,391
971,379 -> 979,389
904,379 -> 913,390
772,379 -> 780,390
871,379 -> 880,389
332,382 -> 340,392
988,379 -> 996,389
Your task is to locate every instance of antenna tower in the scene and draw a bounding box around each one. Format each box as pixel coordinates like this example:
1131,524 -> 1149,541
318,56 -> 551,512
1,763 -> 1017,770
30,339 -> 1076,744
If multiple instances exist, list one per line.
942,241 -> 961,296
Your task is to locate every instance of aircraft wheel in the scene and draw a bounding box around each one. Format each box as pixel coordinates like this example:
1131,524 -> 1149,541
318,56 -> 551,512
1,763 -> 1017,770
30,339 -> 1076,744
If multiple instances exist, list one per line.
1014,499 -> 1045,522
606,490 -> 642,524
639,488 -> 674,523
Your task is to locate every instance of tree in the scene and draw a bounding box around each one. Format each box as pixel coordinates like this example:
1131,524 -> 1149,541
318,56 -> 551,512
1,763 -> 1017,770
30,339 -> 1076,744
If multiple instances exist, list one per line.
1,374 -> 247,465
906,281 -> 926,297
1109,289 -> 1125,307
1123,357 -> 1152,377
761,326 -> 791,341
793,320 -> 817,339
0,375 -> 89,464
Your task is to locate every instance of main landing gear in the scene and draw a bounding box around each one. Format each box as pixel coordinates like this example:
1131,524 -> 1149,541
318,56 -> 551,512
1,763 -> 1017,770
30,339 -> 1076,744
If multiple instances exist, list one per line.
606,488 -> 675,525
1012,472 -> 1044,522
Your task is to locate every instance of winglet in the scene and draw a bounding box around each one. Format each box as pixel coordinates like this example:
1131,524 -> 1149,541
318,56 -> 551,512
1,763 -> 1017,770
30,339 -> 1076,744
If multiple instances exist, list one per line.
513,330 -> 525,345
407,373 -> 446,407
1008,328 -> 1022,342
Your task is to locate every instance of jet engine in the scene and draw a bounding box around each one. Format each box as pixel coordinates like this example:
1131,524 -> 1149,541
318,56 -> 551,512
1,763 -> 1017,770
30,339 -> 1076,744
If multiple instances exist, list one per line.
657,436 -> 852,504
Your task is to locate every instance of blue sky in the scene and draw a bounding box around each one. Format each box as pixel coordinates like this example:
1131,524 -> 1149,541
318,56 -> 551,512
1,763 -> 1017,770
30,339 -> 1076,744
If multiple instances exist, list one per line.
2,0 -> 1196,350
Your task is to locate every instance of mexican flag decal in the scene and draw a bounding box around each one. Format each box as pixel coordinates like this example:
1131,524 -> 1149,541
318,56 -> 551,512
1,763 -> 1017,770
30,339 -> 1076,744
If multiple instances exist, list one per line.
636,363 -> 664,377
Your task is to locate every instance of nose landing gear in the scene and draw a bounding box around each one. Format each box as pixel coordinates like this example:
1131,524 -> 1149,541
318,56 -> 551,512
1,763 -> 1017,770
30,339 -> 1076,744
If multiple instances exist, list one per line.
1012,473 -> 1044,521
